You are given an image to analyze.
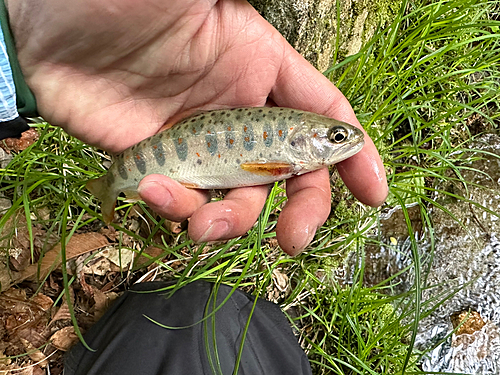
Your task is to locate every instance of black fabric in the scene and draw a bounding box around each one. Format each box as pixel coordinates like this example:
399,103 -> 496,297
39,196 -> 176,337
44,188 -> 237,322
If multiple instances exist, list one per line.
64,281 -> 312,375
0,116 -> 29,140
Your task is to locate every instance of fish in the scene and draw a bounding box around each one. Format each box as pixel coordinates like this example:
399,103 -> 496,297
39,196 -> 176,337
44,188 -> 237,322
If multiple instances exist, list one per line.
86,107 -> 365,223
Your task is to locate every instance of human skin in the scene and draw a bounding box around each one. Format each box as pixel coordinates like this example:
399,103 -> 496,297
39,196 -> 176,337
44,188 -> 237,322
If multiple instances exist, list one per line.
6,0 -> 387,255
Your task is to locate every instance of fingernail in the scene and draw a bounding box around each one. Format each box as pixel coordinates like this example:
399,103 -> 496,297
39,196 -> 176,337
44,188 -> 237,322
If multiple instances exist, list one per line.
137,180 -> 173,208
293,225 -> 318,256
197,220 -> 230,243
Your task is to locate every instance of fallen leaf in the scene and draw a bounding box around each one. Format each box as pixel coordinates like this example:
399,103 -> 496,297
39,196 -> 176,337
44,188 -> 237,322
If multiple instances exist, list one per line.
31,294 -> 53,312
17,327 -> 47,350
272,269 -> 289,293
101,246 -> 135,269
0,350 -> 11,367
80,255 -> 112,276
14,232 -> 108,284
49,302 -> 71,324
0,128 -> 39,153
49,326 -> 78,351
92,288 -> 119,321
99,226 -> 117,241
78,271 -> 94,297
0,147 -> 13,169
134,246 -> 164,269
9,246 -> 32,272
165,219 -> 186,234
19,338 -> 48,368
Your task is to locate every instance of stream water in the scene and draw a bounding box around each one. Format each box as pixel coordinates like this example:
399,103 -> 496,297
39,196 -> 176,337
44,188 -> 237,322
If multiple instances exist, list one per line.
358,133 -> 500,373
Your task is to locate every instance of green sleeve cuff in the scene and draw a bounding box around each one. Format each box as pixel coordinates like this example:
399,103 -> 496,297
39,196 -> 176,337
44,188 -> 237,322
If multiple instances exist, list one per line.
0,0 -> 38,118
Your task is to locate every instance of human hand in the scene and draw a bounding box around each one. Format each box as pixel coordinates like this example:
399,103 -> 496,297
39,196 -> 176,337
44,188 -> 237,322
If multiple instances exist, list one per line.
8,0 -> 387,255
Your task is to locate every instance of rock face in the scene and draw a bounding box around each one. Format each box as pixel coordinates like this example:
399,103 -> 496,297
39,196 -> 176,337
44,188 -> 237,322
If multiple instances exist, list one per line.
248,0 -> 401,72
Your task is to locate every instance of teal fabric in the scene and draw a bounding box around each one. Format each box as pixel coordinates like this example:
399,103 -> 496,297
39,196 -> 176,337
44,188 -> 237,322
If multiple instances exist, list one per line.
0,20 -> 18,121
0,0 -> 38,117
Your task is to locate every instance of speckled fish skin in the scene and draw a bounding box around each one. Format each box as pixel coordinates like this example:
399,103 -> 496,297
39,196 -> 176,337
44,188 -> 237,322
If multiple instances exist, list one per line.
86,107 -> 364,223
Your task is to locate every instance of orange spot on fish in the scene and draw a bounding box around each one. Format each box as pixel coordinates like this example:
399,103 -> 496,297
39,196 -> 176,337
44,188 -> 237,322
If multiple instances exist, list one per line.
263,131 -> 268,140
125,155 -> 130,160
207,142 -> 211,148
244,126 -> 248,132
245,136 -> 250,142
313,133 -> 317,138
153,145 -> 158,149
196,152 -> 200,157
240,153 -> 243,157
290,127 -> 294,131
136,154 -> 141,160
207,130 -> 212,134
128,168 -> 132,172
218,154 -> 221,158
227,126 -> 232,131
229,139 -> 234,145
192,128 -> 197,134
279,130 -> 283,137
178,138 -> 183,144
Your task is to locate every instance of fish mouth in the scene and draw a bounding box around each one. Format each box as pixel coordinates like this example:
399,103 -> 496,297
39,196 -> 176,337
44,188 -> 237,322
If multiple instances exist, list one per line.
334,138 -> 365,163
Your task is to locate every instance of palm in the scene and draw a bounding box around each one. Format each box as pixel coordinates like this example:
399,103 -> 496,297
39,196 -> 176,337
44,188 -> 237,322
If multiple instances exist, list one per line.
11,0 -> 284,152
9,0 -> 387,255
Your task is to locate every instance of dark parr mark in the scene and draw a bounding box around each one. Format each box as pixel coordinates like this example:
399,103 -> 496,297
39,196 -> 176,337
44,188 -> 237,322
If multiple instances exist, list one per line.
243,123 -> 255,151
225,122 -> 236,149
134,151 -> 147,174
276,118 -> 288,142
205,128 -> 218,155
152,142 -> 166,166
117,160 -> 128,180
174,137 -> 188,161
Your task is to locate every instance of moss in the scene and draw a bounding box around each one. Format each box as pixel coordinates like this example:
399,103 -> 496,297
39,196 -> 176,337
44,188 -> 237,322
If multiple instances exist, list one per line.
248,0 -> 403,71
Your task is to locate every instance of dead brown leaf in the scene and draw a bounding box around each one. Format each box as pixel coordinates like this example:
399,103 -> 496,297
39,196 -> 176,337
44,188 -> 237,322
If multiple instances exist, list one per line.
14,232 -> 108,284
17,327 -> 47,350
31,294 -> 53,312
92,288 -> 119,321
164,219 -> 185,234
49,302 -> 71,324
78,271 -> 94,297
134,246 -> 164,269
0,128 -> 39,153
19,338 -> 48,368
99,226 -> 117,241
49,326 -> 78,351
80,256 -> 111,276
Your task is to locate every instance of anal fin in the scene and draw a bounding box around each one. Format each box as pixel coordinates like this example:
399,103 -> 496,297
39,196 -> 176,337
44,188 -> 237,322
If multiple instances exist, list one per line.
179,182 -> 201,189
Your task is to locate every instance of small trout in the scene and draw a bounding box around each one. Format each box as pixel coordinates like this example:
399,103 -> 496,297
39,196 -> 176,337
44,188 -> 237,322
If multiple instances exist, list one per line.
86,107 -> 364,223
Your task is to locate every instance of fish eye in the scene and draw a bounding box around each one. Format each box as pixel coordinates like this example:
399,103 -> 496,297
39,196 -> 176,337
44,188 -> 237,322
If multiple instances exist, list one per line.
328,126 -> 348,143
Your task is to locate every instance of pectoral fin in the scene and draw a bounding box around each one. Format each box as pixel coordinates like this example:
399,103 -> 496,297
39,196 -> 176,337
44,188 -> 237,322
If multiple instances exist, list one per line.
86,176 -> 118,224
240,161 -> 294,176
123,190 -> 141,202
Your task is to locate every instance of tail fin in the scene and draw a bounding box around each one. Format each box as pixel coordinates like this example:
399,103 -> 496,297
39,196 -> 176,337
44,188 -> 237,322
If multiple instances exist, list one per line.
86,175 -> 118,224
